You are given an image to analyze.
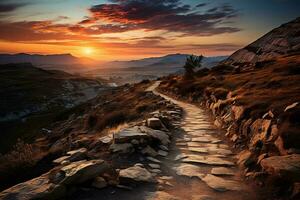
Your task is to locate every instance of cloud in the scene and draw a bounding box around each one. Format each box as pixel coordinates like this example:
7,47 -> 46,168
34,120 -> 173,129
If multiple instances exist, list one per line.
0,2 -> 27,13
82,0 -> 240,36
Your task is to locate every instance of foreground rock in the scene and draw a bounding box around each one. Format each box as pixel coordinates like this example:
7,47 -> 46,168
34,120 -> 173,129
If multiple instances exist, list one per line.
261,154 -> 300,181
119,164 -> 156,183
0,160 -> 110,200
59,160 -> 110,185
202,174 -> 244,192
0,174 -> 65,200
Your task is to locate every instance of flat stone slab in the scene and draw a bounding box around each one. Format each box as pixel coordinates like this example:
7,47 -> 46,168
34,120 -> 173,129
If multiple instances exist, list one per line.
174,153 -> 188,161
191,137 -> 214,143
146,156 -> 161,163
208,147 -> 233,155
182,155 -> 235,166
173,164 -> 204,179
149,163 -> 160,169
188,147 -> 209,153
202,174 -> 243,192
211,167 -> 235,176
158,150 -> 168,157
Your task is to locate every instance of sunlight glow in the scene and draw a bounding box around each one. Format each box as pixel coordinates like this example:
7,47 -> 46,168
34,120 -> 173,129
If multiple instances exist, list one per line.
82,47 -> 94,56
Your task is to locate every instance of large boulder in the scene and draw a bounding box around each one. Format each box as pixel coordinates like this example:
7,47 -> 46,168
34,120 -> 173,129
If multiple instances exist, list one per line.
0,174 -> 65,200
261,154 -> 300,182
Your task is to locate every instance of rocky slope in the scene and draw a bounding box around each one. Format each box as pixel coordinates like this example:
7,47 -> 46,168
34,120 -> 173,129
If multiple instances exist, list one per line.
158,17 -> 300,199
223,17 -> 300,66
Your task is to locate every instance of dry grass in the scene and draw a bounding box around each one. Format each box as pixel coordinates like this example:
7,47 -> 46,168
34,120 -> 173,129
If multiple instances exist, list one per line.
159,54 -> 300,149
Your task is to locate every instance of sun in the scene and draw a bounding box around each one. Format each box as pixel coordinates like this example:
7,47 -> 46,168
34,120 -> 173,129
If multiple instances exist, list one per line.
82,47 -> 94,56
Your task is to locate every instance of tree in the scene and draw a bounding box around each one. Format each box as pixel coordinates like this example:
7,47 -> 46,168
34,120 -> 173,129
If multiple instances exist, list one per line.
184,55 -> 203,79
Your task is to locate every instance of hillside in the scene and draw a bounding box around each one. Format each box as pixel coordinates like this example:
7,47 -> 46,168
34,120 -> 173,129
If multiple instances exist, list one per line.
223,17 -> 300,66
158,17 -> 300,199
0,63 -> 108,152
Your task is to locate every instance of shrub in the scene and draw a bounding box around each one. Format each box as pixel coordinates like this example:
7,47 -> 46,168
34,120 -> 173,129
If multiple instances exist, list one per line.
184,55 -> 203,79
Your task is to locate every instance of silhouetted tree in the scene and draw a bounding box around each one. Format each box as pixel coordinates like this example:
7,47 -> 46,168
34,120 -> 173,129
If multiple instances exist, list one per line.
184,55 -> 203,79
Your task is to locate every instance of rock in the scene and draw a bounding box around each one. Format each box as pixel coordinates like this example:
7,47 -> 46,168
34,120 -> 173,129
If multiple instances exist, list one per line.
159,145 -> 169,151
173,164 -> 204,179
284,102 -> 298,112
150,169 -> 162,174
131,139 -> 139,145
147,118 -> 164,129
149,163 -> 160,169
91,177 -> 107,189
99,135 -> 113,144
109,143 -> 134,154
237,150 -> 255,167
158,150 -> 168,157
231,106 -> 244,121
67,148 -> 87,156
257,153 -> 268,165
119,165 -> 156,183
250,119 -> 271,148
261,154 -> 300,182
146,156 -> 161,163
0,174 -> 65,200
211,167 -> 234,176
202,174 -> 243,192
140,126 -> 170,145
60,160 -> 110,185
182,155 -> 235,166
114,126 -> 148,143
214,118 -> 222,128
141,146 -> 158,157
191,137 -> 212,143
53,156 -> 71,165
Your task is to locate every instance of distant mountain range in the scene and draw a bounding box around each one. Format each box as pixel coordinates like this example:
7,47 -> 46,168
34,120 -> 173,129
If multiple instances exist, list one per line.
223,17 -> 300,66
101,54 -> 228,70
0,53 -> 84,65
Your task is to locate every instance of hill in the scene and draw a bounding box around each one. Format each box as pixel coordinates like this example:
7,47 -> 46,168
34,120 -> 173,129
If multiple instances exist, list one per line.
158,17 -> 300,198
0,63 -> 108,152
223,17 -> 300,66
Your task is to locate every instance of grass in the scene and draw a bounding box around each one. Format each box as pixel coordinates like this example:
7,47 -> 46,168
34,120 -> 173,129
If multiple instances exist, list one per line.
159,54 -> 300,150
0,80 -> 167,191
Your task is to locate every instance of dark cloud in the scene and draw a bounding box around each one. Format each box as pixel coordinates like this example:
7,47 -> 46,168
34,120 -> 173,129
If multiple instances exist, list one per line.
196,3 -> 207,8
85,0 -> 240,36
0,2 -> 27,13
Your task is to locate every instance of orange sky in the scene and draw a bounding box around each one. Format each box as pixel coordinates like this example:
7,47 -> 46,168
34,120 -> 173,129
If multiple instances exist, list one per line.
0,0 -> 299,61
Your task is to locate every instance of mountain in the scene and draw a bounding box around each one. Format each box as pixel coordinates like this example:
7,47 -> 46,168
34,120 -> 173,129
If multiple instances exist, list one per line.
86,54 -> 227,85
0,53 -> 82,65
0,53 -> 97,73
102,54 -> 227,69
223,17 -> 300,66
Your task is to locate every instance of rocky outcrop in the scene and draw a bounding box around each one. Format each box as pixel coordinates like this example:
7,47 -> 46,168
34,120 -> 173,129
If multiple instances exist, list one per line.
223,17 -> 300,66
119,164 -> 156,183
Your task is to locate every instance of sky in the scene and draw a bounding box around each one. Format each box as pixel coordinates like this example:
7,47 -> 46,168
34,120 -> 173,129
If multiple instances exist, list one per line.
0,0 -> 299,61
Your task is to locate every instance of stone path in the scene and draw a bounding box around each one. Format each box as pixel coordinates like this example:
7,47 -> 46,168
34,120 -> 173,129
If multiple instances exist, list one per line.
146,81 -> 258,200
